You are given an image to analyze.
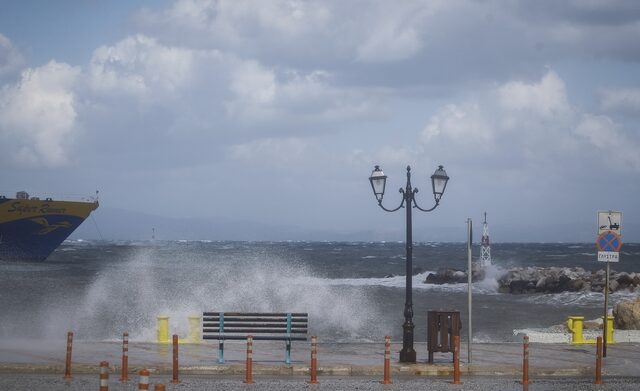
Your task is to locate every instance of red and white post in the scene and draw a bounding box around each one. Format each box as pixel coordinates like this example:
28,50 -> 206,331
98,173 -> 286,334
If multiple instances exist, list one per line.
138,368 -> 150,390
452,335 -> 461,384
522,335 -> 529,386
99,361 -> 109,391
171,334 -> 180,384
595,336 -> 603,385
120,332 -> 129,382
381,335 -> 392,384
308,336 -> 319,384
244,335 -> 254,384
64,331 -> 73,380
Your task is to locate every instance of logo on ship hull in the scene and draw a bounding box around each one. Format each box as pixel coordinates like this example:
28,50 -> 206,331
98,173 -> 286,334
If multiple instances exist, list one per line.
30,217 -> 72,235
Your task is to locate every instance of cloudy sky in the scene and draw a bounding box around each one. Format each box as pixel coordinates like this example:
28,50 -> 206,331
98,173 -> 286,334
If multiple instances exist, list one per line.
1,0 -> 640,242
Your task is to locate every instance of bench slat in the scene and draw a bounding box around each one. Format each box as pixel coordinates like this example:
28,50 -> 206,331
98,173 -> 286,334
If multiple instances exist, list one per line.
204,335 -> 308,341
202,328 -> 307,335
202,322 -> 307,329
203,317 -> 307,322
203,312 -> 307,317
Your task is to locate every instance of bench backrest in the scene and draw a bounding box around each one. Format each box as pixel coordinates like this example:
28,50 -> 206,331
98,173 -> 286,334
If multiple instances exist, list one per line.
202,312 -> 309,341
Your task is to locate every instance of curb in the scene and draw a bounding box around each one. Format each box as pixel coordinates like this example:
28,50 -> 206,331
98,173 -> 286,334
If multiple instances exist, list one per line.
0,363 -> 594,377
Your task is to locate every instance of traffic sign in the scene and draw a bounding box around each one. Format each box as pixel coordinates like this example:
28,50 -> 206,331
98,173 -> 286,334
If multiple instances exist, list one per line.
598,252 -> 619,263
596,231 -> 622,252
598,211 -> 622,235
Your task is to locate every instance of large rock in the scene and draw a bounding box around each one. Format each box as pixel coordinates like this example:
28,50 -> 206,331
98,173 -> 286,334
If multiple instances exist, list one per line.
613,298 -> 640,329
425,268 -> 468,284
423,265 -> 640,295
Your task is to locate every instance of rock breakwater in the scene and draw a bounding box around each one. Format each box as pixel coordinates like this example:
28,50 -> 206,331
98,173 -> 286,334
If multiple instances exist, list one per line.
425,266 -> 640,294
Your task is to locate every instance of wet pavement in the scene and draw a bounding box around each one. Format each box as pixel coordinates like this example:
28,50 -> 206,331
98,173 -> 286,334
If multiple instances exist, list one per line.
1,338 -> 639,380
2,374 -> 640,391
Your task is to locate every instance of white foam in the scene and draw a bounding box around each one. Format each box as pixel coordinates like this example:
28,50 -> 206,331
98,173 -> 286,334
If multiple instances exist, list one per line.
513,328 -> 640,343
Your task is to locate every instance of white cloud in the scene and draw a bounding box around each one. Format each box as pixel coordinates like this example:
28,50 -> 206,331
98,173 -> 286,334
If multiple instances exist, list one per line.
137,0 -> 330,50
0,34 -> 24,80
498,71 -> 571,118
0,61 -> 80,167
574,114 -> 640,170
89,34 -> 196,97
226,66 -> 381,124
421,103 -> 494,146
355,2 -> 434,63
417,70 -> 640,174
227,60 -> 277,118
600,88 -> 640,114
228,137 -> 309,166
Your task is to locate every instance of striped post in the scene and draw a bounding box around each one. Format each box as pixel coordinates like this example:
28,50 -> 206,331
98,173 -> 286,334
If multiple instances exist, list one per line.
380,335 -> 392,384
218,312 -> 225,364
171,334 -> 180,384
285,313 -> 292,365
63,331 -> 73,380
243,335 -> 254,384
522,335 -> 529,386
308,336 -> 319,384
154,384 -> 165,391
452,335 -> 461,384
99,361 -> 109,391
120,332 -> 129,382
595,336 -> 603,385
138,368 -> 150,390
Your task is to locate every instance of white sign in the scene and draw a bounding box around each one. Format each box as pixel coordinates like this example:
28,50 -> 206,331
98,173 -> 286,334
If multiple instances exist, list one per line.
598,251 -> 619,263
598,211 -> 622,235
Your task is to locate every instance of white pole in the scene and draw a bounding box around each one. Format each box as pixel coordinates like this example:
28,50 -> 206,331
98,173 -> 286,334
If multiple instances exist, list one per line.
467,218 -> 473,363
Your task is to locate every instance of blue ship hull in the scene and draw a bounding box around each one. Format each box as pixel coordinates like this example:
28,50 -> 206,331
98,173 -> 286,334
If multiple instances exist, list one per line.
0,196 -> 98,261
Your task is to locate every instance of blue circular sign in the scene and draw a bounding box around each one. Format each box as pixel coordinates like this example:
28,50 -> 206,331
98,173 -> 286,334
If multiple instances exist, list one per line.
596,231 -> 622,252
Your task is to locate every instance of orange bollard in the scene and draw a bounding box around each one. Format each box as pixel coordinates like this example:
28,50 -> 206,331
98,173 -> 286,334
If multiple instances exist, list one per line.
244,335 -> 254,384
99,361 -> 109,391
308,336 -> 319,384
138,368 -> 150,390
380,335 -> 392,384
522,335 -> 529,386
154,384 -> 165,391
595,336 -> 603,384
64,331 -> 73,380
120,332 -> 129,382
452,335 -> 461,384
171,334 -> 180,384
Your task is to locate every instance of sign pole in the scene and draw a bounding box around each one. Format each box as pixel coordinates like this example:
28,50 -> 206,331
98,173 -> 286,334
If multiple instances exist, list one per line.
603,261 -> 609,358
597,210 -> 622,359
467,218 -> 472,363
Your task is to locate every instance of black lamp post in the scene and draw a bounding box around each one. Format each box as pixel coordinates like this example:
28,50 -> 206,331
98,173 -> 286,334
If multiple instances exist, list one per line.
369,164 -> 449,363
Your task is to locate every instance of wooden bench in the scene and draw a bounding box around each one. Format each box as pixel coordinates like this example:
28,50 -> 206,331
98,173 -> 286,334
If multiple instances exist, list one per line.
202,312 -> 308,364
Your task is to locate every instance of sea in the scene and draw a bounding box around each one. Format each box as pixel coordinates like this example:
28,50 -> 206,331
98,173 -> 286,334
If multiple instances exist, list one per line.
1,241 -> 639,344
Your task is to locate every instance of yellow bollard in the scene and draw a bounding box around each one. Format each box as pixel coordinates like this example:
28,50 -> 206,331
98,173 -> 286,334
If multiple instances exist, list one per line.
567,316 -> 585,344
187,316 -> 201,343
605,315 -> 615,344
157,316 -> 170,344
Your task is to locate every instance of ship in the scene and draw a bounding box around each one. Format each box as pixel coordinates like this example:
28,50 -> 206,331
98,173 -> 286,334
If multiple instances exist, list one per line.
0,191 -> 99,261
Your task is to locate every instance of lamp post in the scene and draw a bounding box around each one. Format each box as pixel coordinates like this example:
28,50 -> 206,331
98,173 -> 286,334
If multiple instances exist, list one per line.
369,164 -> 449,363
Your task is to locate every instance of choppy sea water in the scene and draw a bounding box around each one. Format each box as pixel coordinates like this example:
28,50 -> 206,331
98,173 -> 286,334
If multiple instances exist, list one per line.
1,241 -> 639,343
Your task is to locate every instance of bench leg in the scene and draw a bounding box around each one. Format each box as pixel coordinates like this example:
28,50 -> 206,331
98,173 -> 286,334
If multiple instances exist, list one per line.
286,340 -> 291,365
218,340 -> 225,364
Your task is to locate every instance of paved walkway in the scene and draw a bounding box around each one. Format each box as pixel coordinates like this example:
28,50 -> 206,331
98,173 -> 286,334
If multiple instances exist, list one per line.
1,338 -> 639,379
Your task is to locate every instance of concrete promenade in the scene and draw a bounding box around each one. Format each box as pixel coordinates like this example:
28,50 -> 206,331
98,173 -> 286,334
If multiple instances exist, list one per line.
1,338 -> 639,379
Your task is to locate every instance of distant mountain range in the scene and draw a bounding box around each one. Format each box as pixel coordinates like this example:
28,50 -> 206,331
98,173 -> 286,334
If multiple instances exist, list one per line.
70,207 -> 640,243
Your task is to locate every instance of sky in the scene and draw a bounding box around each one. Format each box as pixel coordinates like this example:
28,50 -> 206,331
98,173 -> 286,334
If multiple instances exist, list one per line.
1,0 -> 640,242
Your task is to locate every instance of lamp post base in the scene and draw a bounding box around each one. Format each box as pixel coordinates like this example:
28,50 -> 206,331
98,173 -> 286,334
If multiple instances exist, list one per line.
399,348 -> 416,363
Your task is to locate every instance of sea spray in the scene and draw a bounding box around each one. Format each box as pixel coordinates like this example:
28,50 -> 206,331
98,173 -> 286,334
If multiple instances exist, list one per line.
477,263 -> 503,292
40,246 -> 387,342
2,241 -> 639,344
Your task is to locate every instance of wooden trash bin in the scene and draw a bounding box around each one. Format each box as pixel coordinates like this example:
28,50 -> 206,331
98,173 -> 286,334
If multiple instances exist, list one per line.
427,310 -> 461,363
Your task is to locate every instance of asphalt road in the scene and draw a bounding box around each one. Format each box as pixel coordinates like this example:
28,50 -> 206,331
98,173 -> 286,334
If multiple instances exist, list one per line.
1,374 -> 640,391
